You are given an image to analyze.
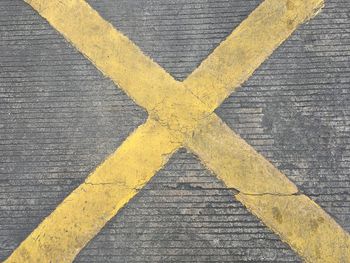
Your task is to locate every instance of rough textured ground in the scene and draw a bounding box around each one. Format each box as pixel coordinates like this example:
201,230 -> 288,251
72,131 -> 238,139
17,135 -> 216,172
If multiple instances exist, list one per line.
0,0 -> 349,262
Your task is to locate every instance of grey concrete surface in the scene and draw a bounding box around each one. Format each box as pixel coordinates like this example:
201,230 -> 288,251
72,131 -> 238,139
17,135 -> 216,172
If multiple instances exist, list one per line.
0,0 -> 349,262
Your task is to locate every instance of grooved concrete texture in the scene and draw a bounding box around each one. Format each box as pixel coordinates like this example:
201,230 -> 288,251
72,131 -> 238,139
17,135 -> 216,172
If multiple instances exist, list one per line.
0,0 -> 349,262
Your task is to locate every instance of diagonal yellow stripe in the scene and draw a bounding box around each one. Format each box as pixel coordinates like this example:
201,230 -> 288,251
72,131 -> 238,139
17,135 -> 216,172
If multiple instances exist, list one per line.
237,194 -> 350,262
23,0 -> 210,135
5,119 -> 181,262
23,0 -> 176,112
187,115 -> 350,263
186,114 -> 298,195
184,0 -> 325,109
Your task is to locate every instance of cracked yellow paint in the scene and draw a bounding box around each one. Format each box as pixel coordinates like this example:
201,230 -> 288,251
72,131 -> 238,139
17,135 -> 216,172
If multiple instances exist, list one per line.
186,114 -> 298,195
184,0 -> 325,109
6,0 -> 350,262
6,119 -> 181,262
23,0 -> 211,137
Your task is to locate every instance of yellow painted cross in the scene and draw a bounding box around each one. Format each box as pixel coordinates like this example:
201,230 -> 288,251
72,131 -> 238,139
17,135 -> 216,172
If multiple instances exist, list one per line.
5,0 -> 350,262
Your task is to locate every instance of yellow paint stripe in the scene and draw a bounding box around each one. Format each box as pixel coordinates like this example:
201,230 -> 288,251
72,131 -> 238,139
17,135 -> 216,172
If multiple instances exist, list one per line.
187,114 -> 350,262
184,0 -> 324,109
24,0 -> 213,135
5,119 -> 181,263
23,0 -> 200,119
237,194 -> 350,263
186,114 -> 298,195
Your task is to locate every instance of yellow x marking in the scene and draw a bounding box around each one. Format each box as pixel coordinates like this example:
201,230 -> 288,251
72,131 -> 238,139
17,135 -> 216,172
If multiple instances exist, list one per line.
5,0 -> 350,262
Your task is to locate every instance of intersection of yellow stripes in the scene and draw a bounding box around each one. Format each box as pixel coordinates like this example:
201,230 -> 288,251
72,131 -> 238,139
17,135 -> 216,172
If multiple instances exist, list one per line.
5,0 -> 350,262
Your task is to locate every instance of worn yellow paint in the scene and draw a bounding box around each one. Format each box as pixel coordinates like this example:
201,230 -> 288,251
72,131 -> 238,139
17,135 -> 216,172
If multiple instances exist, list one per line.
187,115 -> 350,263
23,0 -> 210,137
184,0 -> 325,109
5,119 -> 181,263
237,194 -> 350,262
23,0 -> 175,111
6,0 -> 349,262
186,114 -> 298,195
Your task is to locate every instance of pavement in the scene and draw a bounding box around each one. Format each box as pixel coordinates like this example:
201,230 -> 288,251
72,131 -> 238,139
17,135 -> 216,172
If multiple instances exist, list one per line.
0,0 -> 349,262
